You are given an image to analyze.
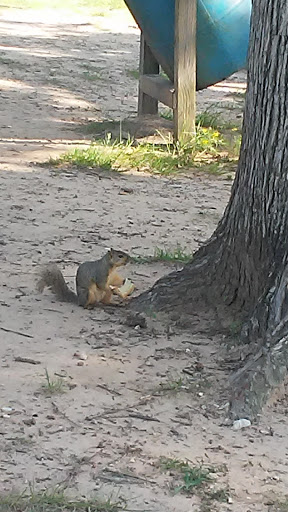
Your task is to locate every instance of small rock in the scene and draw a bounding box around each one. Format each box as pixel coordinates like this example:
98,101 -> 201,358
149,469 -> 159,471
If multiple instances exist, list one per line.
74,351 -> 88,361
233,418 -> 251,430
119,187 -> 134,194
77,361 -> 85,366
23,417 -> 36,426
125,312 -> 147,329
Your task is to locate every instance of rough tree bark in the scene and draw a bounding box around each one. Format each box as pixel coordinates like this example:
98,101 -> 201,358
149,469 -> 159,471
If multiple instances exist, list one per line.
132,0 -> 288,419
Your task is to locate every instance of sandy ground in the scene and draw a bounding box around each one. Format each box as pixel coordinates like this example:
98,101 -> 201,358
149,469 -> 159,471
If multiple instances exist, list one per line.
0,5 -> 287,512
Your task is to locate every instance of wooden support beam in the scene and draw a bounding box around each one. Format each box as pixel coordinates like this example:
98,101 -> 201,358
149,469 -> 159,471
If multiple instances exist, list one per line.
174,0 -> 197,142
138,32 -> 160,115
139,75 -> 175,110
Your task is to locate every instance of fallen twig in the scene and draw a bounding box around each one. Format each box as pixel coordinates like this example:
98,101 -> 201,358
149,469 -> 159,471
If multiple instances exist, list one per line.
52,401 -> 79,427
97,383 -> 122,396
43,308 -> 63,314
86,395 -> 154,420
14,356 -> 41,365
1,327 -> 34,338
182,367 -> 195,376
99,468 -> 156,485
128,412 -> 160,423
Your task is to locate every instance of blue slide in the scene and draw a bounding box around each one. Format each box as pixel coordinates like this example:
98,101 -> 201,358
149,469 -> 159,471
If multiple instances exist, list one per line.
124,0 -> 251,90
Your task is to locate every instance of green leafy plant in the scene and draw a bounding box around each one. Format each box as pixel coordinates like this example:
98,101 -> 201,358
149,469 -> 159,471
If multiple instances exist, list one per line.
42,369 -> 66,396
158,458 -> 227,497
174,465 -> 212,494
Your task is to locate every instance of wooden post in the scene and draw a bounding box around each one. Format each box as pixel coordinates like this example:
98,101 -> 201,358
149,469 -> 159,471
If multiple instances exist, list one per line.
174,0 -> 197,142
136,1 -> 197,142
138,32 -> 160,115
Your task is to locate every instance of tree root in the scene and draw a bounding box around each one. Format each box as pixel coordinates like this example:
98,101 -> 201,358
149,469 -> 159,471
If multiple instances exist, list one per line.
229,338 -> 288,420
130,250 -> 288,419
230,264 -> 288,419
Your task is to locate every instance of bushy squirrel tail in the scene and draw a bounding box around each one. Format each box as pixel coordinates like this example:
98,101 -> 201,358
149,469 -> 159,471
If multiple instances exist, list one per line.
36,264 -> 78,304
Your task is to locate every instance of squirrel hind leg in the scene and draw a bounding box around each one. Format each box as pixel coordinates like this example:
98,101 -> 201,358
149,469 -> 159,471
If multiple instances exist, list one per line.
78,284 -> 106,308
77,286 -> 90,308
101,288 -> 112,305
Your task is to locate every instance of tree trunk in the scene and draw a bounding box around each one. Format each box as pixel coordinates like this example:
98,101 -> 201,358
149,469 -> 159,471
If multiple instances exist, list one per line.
132,0 -> 288,419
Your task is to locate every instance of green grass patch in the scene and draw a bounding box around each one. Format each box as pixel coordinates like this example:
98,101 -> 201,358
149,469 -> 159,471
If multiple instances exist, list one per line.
158,458 -> 213,493
154,373 -> 211,396
80,64 -> 103,81
82,71 -> 102,81
153,246 -> 193,262
41,369 -> 66,396
159,457 -> 190,472
160,108 -> 227,130
0,488 -> 123,512
196,110 -> 223,129
126,69 -> 139,79
158,377 -> 186,393
174,465 -> 212,494
50,127 -> 230,175
158,458 -> 228,499
51,145 -> 118,170
160,109 -> 173,121
132,246 -> 193,264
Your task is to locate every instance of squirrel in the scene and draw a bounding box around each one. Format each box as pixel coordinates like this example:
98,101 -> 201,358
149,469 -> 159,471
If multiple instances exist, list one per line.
36,248 -> 131,308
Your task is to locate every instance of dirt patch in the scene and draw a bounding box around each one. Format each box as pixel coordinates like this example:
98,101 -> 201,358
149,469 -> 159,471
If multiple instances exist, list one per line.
0,5 -> 287,512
